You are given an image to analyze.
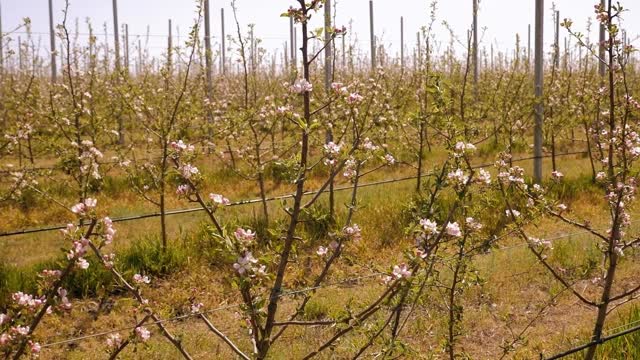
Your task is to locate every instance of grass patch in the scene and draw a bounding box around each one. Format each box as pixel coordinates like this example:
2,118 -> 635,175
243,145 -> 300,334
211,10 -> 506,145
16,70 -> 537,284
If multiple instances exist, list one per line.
0,234 -> 191,308
570,306 -> 640,359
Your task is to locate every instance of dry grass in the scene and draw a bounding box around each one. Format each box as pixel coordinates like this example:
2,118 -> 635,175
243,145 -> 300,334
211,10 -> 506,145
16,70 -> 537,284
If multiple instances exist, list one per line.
4,150 -> 640,359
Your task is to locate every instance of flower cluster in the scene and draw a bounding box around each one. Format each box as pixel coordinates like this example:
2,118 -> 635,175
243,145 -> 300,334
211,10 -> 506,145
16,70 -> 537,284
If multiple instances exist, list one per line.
133,273 -> 151,285
331,82 -> 349,95
447,169 -> 469,188
363,138 -> 379,152
382,264 -> 412,284
66,237 -> 90,270
347,92 -> 364,104
317,241 -> 339,257
106,333 -> 123,349
71,198 -> 97,217
7,171 -> 38,200
551,170 -> 564,182
171,140 -> 195,154
476,169 -> 492,185
234,228 -> 256,245
101,217 -> 116,245
497,166 -> 525,186
384,153 -> 396,165
343,157 -> 358,181
180,163 -> 200,180
73,140 -> 103,180
233,251 -> 266,277
343,224 -> 362,241
465,217 -> 483,232
528,237 -> 553,250
323,141 -> 342,166
3,122 -> 33,145
454,142 -> 476,157
209,193 -> 231,207
176,184 -> 193,197
290,78 -> 313,94
445,222 -> 462,237
135,326 -> 151,342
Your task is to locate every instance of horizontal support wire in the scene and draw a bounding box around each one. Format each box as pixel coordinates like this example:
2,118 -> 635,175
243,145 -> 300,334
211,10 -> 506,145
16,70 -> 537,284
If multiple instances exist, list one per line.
7,149 -> 640,357
0,151 -> 587,238
40,272 -> 384,348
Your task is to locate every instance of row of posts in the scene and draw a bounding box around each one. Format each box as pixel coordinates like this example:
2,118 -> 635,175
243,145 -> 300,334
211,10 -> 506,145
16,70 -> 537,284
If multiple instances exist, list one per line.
2,0 -> 477,82
0,0 -> 617,182
1,1 -> 614,85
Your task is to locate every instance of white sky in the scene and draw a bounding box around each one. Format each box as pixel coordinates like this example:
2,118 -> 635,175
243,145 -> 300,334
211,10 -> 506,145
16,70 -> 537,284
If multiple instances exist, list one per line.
1,0 -> 638,66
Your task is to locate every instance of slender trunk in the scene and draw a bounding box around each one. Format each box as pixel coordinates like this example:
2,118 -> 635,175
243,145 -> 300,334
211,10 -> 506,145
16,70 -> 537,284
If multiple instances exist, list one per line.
226,139 -> 236,169
447,236 -> 468,360
27,136 -> 34,164
584,254 -> 617,360
160,190 -> 167,250
551,132 -> 557,172
584,121 -> 597,182
416,121 -> 425,192
258,171 -> 269,225
259,7 -> 312,357
160,141 -> 169,251
585,3 -> 618,357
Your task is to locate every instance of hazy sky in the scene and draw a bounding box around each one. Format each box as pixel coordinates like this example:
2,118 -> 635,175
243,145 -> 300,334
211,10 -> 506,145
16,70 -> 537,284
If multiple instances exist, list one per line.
1,0 -> 638,65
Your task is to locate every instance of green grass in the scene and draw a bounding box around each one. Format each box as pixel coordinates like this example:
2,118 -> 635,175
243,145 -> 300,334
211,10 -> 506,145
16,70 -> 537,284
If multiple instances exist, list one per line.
0,235 -> 192,308
569,306 -> 640,359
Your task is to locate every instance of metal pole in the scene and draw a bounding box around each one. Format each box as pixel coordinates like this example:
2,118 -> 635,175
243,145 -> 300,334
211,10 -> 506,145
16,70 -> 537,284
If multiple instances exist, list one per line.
204,0 -> 212,95
168,19 -> 173,73
417,31 -> 421,69
527,24 -> 531,67
369,0 -> 375,70
598,0 -> 605,77
289,16 -> 295,69
400,16 -> 404,71
48,0 -> 57,82
138,38 -> 142,74
473,0 -> 479,96
324,0 -> 332,90
491,43 -> 493,70
534,0 -> 544,183
18,36 -> 22,71
284,42 -> 288,69
564,36 -> 568,68
249,26 -> 255,72
293,26 -> 297,68
221,8 -> 226,75
113,0 -> 124,144
112,0 -> 120,73
622,30 -> 627,63
0,1 -> 5,78
125,23 -> 129,74
341,34 -> 345,69
554,10 -> 559,69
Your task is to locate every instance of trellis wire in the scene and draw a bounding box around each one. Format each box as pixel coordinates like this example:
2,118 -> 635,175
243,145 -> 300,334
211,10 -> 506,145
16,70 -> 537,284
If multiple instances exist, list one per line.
546,322 -> 640,359
0,151 -> 588,238
40,272 -> 384,348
